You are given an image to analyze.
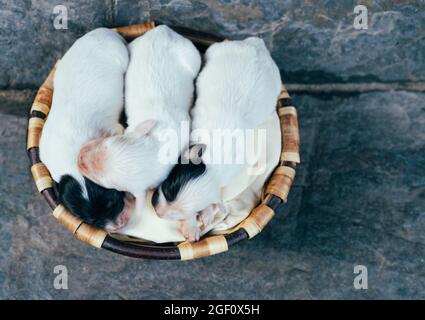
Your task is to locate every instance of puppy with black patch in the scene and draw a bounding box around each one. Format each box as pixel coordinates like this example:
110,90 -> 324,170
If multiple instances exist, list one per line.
77,26 -> 201,207
40,28 -> 134,231
152,37 -> 282,241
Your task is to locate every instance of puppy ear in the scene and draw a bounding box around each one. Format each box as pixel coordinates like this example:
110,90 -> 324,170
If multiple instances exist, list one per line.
183,144 -> 206,163
133,119 -> 157,138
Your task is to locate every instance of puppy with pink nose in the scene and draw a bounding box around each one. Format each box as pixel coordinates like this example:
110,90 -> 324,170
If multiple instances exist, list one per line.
152,37 -> 282,241
78,26 -> 201,208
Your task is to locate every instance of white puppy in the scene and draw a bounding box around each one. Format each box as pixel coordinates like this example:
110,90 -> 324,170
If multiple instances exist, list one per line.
152,37 -> 282,241
78,26 -> 201,205
40,28 -> 133,231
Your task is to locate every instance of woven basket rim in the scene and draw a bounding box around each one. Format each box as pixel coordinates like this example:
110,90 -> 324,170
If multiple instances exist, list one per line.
26,21 -> 301,260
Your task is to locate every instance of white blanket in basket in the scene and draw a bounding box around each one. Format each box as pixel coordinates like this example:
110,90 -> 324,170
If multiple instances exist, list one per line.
116,112 -> 281,243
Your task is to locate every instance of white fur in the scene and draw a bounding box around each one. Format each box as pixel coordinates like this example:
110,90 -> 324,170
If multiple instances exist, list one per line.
82,25 -> 201,197
156,37 -> 282,238
118,112 -> 281,243
194,37 -> 281,183
40,28 -> 128,195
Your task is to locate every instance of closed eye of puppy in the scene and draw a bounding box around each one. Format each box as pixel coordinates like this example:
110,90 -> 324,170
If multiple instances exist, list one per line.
39,28 -> 135,231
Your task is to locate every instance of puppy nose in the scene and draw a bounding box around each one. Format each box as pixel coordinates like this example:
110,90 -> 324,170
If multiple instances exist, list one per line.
154,206 -> 164,218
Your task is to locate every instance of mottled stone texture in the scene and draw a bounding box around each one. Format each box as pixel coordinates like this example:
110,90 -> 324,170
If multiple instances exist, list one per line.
1,0 -> 424,89
1,91 -> 424,299
145,0 -> 425,84
0,0 -> 115,89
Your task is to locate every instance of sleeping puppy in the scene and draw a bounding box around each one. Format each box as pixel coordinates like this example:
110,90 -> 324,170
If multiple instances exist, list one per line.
40,28 -> 134,232
77,26 -> 201,206
151,37 -> 282,241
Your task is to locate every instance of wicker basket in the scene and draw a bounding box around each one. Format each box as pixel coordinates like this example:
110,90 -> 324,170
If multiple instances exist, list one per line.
26,21 -> 301,260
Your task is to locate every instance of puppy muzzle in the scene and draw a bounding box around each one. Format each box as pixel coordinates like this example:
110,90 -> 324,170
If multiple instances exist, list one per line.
109,193 -> 136,231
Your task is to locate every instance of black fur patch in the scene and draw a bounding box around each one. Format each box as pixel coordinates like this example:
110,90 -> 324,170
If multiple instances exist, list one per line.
151,187 -> 160,207
154,153 -> 206,205
58,174 -> 125,228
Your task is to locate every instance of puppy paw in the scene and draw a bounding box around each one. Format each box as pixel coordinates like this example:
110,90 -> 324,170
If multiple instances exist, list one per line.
198,202 -> 227,227
198,206 -> 215,227
180,220 -> 201,242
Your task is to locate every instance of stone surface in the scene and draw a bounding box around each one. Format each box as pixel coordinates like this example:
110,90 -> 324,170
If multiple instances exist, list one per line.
0,0 -> 114,89
0,90 -> 424,299
146,0 -> 425,84
1,1 -> 425,89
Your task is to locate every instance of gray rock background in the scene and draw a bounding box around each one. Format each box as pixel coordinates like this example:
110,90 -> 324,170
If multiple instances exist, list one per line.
0,0 -> 424,299
1,0 -> 425,88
